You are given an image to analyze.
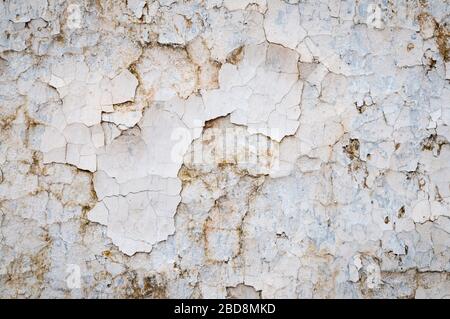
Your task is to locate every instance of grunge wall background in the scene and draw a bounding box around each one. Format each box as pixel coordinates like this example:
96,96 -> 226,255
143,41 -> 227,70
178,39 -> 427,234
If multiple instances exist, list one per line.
0,0 -> 449,298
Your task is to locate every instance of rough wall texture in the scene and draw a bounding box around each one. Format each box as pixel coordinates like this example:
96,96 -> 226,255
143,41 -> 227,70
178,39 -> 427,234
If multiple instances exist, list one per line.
0,0 -> 450,299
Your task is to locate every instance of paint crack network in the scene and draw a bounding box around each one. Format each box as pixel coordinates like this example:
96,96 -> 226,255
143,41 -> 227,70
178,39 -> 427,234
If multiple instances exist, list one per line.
0,0 -> 449,298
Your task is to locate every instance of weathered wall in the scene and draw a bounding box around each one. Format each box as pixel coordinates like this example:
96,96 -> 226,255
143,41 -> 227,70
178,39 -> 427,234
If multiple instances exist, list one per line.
0,0 -> 449,298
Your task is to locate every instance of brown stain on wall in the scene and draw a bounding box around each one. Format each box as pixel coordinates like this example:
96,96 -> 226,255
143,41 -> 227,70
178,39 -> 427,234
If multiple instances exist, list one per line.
435,23 -> 450,62
417,12 -> 449,62
124,272 -> 168,299
226,46 -> 245,65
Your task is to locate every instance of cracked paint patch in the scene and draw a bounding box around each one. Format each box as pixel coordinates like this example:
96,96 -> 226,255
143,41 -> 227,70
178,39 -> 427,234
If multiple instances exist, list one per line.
1,0 -> 450,299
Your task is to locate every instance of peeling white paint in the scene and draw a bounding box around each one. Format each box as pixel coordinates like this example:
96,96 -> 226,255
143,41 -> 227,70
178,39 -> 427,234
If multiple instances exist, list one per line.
1,0 -> 450,299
